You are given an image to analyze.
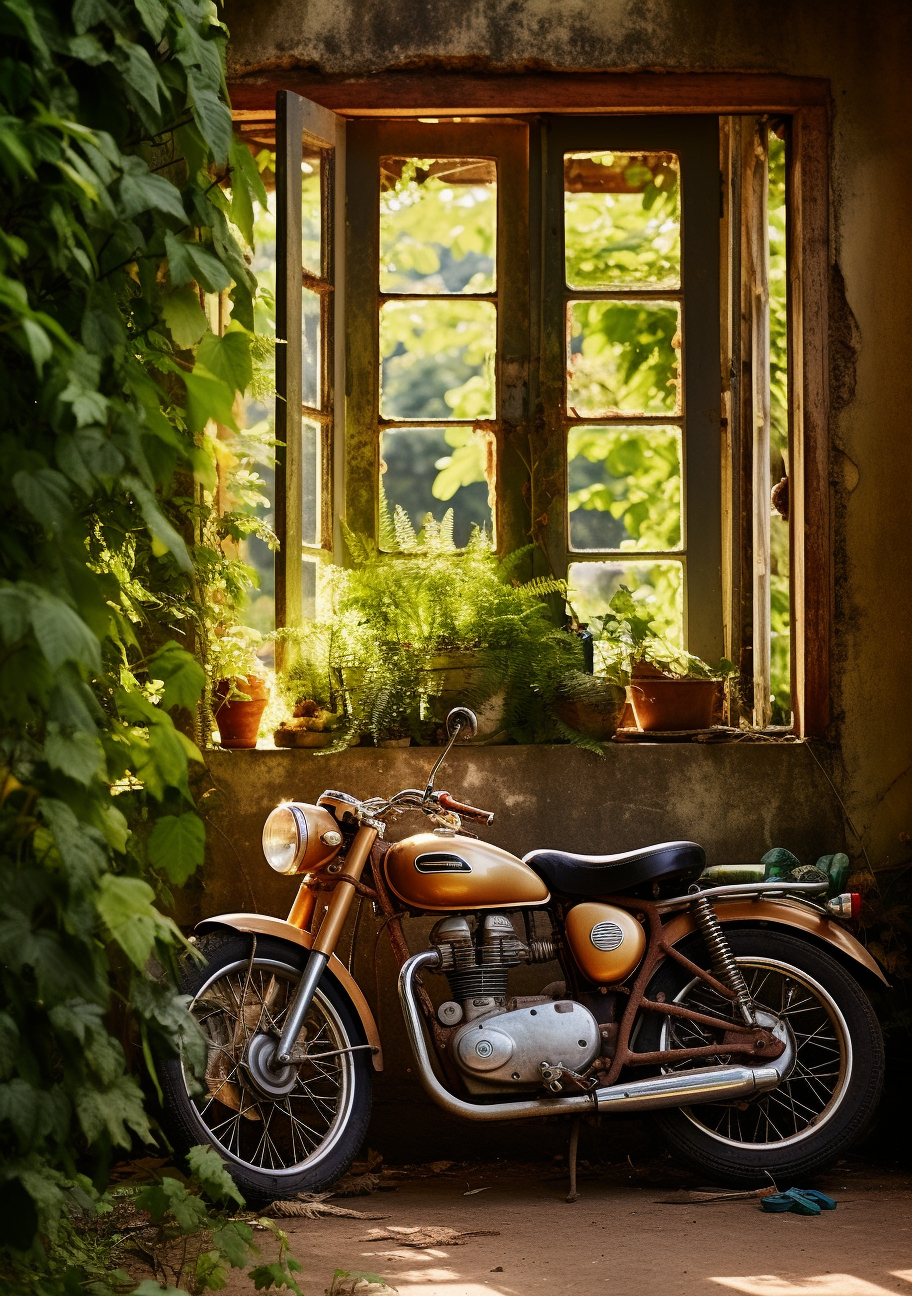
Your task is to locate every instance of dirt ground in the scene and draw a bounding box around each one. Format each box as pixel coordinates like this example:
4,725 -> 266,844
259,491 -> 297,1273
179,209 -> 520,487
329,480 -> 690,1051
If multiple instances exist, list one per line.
221,1155 -> 912,1296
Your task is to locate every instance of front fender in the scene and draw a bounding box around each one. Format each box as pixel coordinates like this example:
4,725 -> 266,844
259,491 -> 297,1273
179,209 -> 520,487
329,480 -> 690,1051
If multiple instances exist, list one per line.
196,913 -> 384,1070
661,897 -> 888,987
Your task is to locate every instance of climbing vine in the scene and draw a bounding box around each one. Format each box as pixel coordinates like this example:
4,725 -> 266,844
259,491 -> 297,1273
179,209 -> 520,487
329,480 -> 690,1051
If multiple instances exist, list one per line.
0,0 -> 264,1259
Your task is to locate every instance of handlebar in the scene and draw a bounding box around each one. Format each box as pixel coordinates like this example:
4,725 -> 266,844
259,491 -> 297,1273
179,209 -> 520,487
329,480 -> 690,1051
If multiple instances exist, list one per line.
436,792 -> 495,826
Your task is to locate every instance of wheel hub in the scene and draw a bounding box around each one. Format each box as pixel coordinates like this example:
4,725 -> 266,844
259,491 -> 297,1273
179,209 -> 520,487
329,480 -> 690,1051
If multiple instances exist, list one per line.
244,1032 -> 298,1099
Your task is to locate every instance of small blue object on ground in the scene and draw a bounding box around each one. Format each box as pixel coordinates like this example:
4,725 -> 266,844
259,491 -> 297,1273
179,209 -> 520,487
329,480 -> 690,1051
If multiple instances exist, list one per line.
761,1188 -> 838,1215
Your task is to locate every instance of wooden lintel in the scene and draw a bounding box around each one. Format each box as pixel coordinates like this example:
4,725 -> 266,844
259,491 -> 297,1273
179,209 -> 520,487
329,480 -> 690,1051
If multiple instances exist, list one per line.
229,71 -> 830,117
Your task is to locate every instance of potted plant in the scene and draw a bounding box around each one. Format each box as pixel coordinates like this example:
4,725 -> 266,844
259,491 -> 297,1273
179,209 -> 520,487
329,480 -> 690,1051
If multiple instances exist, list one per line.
210,626 -> 271,749
272,624 -> 354,749
595,587 -> 736,732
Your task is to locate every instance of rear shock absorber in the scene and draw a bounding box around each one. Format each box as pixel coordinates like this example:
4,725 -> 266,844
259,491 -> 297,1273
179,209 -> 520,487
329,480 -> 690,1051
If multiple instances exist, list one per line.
691,894 -> 756,1026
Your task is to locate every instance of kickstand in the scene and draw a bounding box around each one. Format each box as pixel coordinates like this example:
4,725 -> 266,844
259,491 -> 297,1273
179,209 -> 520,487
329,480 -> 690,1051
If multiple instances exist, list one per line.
566,1117 -> 581,1203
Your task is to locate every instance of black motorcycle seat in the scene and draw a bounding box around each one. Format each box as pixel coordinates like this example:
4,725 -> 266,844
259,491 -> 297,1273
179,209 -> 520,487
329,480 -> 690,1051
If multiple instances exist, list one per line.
522,841 -> 706,897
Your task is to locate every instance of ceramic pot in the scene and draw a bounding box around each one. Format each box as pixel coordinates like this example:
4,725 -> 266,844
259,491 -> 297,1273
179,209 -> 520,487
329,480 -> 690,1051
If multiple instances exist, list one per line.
422,650 -> 507,742
554,683 -> 627,740
214,675 -> 269,749
626,671 -> 718,732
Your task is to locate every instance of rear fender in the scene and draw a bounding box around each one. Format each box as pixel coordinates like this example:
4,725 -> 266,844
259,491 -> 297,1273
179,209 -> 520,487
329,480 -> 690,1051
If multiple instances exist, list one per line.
660,898 -> 888,988
196,913 -> 383,1070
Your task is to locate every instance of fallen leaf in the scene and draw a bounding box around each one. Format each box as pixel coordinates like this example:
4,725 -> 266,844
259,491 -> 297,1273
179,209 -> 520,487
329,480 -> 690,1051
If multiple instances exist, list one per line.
263,1194 -> 388,1220
463,1187 -> 491,1196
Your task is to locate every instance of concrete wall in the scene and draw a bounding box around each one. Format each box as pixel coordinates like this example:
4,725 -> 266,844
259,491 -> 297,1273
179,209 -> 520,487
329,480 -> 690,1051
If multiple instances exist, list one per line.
214,0 -> 912,1157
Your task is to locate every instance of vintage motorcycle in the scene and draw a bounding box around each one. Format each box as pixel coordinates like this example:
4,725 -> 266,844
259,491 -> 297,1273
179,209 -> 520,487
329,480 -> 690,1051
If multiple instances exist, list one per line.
157,709 -> 886,1203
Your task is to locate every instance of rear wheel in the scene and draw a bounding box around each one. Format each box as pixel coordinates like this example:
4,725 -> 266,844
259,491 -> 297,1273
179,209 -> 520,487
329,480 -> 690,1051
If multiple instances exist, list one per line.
634,928 -> 883,1186
156,932 -> 373,1205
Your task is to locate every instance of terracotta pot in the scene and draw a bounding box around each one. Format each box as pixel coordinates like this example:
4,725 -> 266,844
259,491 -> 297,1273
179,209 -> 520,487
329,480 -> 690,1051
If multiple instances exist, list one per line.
214,675 -> 269,749
554,683 -> 627,740
627,672 -> 718,732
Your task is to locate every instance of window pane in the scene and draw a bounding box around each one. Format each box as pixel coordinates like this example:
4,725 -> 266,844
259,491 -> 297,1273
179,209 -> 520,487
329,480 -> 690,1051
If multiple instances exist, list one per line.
568,425 -> 681,551
302,151 -> 321,277
301,418 -> 319,548
380,157 -> 496,295
302,288 -> 320,410
380,299 -> 496,420
301,555 -> 317,621
567,300 -> 680,416
564,151 -> 680,290
380,426 -> 492,549
768,131 -> 791,725
568,559 -> 683,657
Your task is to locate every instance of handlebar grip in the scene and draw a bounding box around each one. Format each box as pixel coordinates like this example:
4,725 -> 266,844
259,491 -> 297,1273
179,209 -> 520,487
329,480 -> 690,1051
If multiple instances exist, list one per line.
437,792 -> 495,826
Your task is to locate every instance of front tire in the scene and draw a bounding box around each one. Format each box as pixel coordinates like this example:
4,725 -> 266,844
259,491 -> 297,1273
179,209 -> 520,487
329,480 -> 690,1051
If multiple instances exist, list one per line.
634,927 -> 884,1187
156,932 -> 373,1206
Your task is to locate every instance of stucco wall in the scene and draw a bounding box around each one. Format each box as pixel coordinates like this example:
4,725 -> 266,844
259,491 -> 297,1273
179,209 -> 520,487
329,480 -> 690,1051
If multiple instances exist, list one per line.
223,0 -> 912,873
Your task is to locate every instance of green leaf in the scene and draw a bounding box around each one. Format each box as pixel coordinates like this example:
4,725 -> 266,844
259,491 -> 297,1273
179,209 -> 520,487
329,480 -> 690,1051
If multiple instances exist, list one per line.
132,0 -> 168,41
136,1176 -> 209,1231
211,1220 -> 254,1268
20,319 -> 53,373
0,1013 -> 19,1080
119,161 -> 187,223
73,1073 -> 151,1145
149,641 -> 206,710
187,1144 -> 244,1207
30,592 -> 102,673
12,468 -> 73,532
197,328 -> 252,395
44,726 -> 105,786
161,286 -> 208,349
147,813 -> 205,885
124,475 -> 192,571
96,873 -> 182,969
165,230 -> 232,293
188,88 -> 232,165
182,365 -> 238,433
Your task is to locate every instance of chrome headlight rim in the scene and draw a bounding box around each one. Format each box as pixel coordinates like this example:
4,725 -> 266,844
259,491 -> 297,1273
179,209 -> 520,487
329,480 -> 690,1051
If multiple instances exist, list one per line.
262,803 -> 309,875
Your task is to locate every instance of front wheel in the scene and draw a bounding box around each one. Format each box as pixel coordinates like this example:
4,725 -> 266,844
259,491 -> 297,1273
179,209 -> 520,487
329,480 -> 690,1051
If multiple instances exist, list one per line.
635,927 -> 884,1187
156,932 -> 373,1206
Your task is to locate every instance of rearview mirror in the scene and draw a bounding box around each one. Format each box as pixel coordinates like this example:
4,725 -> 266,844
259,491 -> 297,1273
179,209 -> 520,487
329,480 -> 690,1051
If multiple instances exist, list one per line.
446,707 -> 478,740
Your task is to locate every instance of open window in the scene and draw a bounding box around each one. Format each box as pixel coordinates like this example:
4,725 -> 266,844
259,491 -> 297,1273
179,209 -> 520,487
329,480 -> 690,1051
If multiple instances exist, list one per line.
256,92 -> 818,735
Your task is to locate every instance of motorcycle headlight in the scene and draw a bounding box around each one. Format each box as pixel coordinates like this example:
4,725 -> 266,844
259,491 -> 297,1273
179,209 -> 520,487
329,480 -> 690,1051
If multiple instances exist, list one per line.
262,804 -> 308,875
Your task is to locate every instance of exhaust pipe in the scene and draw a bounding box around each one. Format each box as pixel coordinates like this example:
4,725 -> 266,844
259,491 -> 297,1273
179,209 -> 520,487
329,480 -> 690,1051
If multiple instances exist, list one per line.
399,950 -> 783,1123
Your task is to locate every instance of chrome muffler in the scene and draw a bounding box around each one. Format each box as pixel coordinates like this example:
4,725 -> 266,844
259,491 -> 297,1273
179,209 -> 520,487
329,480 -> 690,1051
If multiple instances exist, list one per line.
399,950 -> 784,1122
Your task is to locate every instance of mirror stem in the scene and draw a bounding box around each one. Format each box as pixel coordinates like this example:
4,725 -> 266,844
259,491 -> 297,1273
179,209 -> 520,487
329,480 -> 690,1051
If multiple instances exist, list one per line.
423,722 -> 462,801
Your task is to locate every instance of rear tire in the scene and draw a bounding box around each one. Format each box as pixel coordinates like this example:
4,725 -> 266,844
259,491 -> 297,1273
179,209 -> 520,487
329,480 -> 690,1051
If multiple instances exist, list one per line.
634,928 -> 883,1187
156,932 -> 373,1206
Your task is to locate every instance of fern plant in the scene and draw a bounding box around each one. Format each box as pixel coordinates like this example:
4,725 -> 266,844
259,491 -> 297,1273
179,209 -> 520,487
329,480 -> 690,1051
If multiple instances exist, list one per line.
282,508 -> 602,748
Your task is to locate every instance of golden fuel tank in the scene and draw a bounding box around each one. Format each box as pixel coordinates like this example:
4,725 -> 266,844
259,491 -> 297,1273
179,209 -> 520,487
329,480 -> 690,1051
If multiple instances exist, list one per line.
565,902 -> 646,982
384,831 -> 550,911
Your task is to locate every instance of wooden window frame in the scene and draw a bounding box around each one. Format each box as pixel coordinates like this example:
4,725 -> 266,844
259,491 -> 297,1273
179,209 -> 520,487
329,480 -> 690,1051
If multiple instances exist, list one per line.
238,73 -> 830,738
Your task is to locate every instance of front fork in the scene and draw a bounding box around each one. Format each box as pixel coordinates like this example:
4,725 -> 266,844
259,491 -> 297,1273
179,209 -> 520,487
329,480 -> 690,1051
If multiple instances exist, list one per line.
272,824 -> 378,1065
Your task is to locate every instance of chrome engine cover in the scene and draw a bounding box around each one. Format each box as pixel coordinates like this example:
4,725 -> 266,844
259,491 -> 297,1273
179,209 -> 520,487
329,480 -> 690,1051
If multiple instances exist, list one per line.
450,1000 -> 600,1093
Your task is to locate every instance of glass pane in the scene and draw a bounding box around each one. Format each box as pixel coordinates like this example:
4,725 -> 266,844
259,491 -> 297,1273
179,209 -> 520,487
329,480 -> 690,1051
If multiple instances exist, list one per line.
302,151 -> 321,277
301,556 -> 317,621
768,131 -> 791,725
380,157 -> 496,295
564,151 -> 680,289
568,300 -> 680,416
380,299 -> 496,420
301,418 -> 319,548
568,560 -> 683,661
302,288 -> 320,410
380,426 -> 492,550
568,425 -> 681,551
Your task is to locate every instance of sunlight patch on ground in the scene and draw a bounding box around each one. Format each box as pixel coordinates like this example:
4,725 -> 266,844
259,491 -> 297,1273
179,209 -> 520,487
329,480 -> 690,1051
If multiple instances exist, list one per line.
712,1275 -> 906,1295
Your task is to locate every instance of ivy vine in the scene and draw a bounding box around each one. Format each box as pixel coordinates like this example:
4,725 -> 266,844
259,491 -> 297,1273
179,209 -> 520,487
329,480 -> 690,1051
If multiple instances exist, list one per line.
0,0 -> 263,1257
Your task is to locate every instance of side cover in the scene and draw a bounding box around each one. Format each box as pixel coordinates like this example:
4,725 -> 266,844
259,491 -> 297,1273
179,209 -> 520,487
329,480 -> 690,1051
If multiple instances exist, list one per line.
196,913 -> 384,1069
661,898 -> 888,986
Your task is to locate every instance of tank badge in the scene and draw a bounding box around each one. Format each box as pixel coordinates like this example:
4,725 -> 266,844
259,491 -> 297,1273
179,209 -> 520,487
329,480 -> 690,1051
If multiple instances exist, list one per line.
415,852 -> 472,873
590,921 -> 625,951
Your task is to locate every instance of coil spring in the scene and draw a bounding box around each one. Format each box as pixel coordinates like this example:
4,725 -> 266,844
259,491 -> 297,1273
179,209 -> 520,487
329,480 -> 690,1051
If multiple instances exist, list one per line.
691,894 -> 756,1025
